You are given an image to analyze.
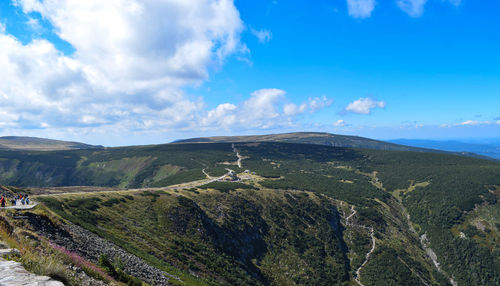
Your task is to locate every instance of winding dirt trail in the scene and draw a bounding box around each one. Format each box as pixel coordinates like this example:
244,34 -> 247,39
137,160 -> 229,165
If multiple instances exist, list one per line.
345,205 -> 376,286
232,143 -> 243,168
202,168 -> 212,179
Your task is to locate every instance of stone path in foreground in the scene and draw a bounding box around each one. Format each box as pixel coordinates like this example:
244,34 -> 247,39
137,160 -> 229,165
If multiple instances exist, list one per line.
0,243 -> 64,286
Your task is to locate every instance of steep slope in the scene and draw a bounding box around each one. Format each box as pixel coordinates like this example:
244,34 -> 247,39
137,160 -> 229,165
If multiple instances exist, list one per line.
0,136 -> 102,151
38,189 -> 351,285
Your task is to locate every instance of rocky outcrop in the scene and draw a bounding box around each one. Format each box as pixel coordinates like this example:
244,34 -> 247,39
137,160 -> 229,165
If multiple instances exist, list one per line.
24,213 -> 179,286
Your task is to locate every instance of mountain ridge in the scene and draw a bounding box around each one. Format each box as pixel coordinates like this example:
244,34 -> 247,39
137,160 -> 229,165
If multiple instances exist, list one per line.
174,132 -> 492,160
0,136 -> 103,151
389,138 -> 500,159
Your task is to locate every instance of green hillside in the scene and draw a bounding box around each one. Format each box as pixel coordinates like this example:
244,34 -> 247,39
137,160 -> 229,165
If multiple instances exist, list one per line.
176,132 -> 425,150
0,136 -> 102,151
3,141 -> 494,285
0,143 -> 235,188
174,132 -> 491,159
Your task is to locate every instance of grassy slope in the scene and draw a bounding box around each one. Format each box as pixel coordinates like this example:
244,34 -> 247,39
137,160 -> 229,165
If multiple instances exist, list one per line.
39,189 -> 350,285
0,143 -> 237,188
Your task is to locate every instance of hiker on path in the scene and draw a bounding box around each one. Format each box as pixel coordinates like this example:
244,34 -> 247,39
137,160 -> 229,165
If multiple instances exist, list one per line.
0,196 -> 5,207
25,194 -> 30,205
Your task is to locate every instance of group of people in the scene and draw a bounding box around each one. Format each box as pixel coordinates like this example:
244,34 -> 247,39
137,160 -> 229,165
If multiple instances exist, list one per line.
0,193 -> 30,207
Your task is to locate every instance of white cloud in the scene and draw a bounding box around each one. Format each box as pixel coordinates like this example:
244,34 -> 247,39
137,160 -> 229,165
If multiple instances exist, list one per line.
308,96 -> 333,112
1,0 -> 245,133
345,98 -> 385,114
397,0 -> 427,17
202,103 -> 237,127
460,120 -> 479,126
283,96 -> 332,116
251,28 -> 272,43
283,103 -> 307,116
202,89 -> 332,130
201,88 -> 286,130
0,22 -> 5,34
459,120 -> 491,126
26,17 -> 42,32
347,0 -> 376,19
241,88 -> 286,125
333,119 -> 346,127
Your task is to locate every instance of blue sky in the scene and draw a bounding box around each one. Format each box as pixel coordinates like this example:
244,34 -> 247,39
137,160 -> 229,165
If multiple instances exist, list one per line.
0,0 -> 499,145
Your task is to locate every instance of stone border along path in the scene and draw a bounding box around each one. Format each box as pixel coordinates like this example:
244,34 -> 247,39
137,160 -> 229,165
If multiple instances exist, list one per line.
0,243 -> 64,286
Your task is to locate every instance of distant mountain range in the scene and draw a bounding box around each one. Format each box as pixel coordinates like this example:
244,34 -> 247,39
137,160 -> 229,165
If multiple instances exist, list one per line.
0,134 -> 496,160
175,132 -> 492,159
389,139 -> 500,160
0,136 -> 103,151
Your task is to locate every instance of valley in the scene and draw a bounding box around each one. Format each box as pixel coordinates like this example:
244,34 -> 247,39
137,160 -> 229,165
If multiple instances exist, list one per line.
0,138 -> 497,285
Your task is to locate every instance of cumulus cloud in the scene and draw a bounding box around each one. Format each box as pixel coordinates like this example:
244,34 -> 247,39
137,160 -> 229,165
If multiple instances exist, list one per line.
201,88 -> 286,130
333,119 -> 346,127
240,88 -> 286,127
283,103 -> 307,116
1,0 -> 245,134
345,98 -> 385,114
397,0 -> 427,17
346,0 -> 376,19
203,89 -> 332,130
308,96 -> 333,112
201,103 -> 238,128
251,28 -> 272,43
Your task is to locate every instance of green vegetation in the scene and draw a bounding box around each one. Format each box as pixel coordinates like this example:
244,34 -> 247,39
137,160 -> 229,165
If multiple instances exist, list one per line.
1,139 -> 498,285
198,181 -> 257,193
361,247 -> 448,286
39,189 -> 351,285
98,255 -> 143,286
0,143 -> 237,188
